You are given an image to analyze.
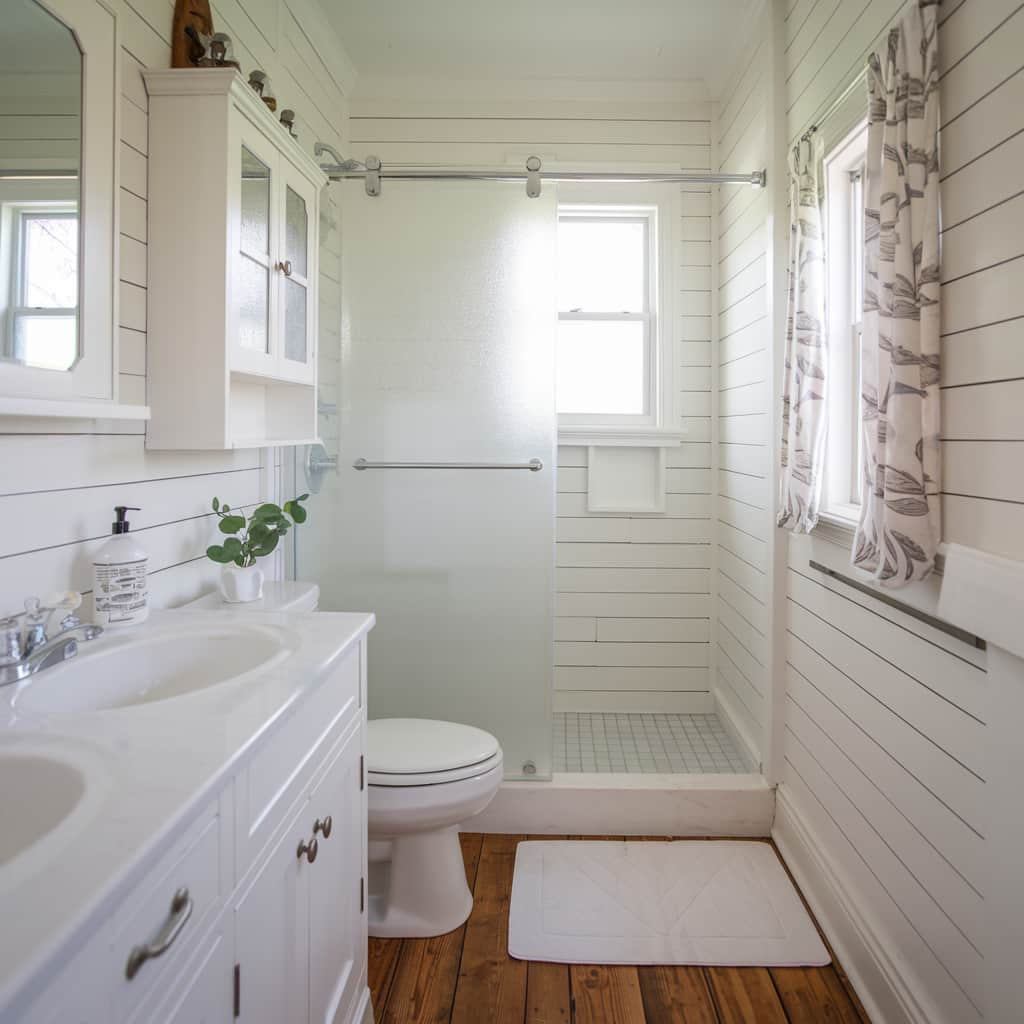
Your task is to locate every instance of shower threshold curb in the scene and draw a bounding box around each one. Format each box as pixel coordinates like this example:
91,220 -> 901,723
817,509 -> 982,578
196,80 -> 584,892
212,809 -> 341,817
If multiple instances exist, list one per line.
468,773 -> 774,837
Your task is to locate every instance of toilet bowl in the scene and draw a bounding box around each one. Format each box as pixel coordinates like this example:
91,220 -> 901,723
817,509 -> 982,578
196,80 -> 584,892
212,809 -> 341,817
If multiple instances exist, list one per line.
367,718 -> 502,938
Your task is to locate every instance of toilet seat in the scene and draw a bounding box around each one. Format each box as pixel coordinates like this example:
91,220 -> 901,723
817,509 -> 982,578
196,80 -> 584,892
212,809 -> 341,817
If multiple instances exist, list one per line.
368,718 -> 502,787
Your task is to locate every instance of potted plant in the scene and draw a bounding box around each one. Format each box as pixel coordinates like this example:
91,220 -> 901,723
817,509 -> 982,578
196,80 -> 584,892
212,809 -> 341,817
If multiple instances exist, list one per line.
205,495 -> 308,603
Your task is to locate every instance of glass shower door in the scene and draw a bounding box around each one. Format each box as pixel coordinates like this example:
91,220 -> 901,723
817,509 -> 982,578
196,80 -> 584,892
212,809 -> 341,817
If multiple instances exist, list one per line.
294,181 -> 556,779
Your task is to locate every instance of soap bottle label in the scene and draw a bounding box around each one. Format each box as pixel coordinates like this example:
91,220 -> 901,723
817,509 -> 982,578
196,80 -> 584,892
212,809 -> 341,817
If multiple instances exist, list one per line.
94,559 -> 149,623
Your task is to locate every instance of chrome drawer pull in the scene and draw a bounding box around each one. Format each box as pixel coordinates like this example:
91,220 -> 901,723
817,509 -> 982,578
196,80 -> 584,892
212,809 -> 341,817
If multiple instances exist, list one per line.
125,887 -> 193,980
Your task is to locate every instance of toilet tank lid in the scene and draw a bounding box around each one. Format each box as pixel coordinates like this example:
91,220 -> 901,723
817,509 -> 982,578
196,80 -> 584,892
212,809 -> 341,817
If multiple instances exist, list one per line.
368,718 -> 501,774
180,581 -> 320,613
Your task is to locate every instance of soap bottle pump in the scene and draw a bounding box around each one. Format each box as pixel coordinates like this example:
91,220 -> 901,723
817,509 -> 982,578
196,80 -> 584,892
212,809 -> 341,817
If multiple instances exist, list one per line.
92,506 -> 149,626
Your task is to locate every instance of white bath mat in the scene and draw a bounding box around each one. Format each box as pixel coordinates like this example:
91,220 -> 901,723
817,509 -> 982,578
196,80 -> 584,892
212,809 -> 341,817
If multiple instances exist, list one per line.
509,841 -> 830,966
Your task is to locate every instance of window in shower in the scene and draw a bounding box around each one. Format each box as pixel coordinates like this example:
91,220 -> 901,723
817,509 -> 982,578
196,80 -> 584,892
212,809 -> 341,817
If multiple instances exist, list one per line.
555,186 -> 679,443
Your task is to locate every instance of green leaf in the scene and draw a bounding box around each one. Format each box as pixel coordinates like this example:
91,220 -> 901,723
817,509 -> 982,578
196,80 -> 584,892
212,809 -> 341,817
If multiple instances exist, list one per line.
297,493 -> 309,502
222,537 -> 243,559
206,544 -> 232,564
250,533 -> 280,558
212,497 -> 220,512
284,500 -> 307,524
218,515 -> 246,535
252,503 -> 284,521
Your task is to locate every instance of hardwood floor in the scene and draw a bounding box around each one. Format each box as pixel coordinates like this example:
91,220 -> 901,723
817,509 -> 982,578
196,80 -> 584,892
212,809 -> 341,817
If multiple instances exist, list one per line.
368,834 -> 871,1024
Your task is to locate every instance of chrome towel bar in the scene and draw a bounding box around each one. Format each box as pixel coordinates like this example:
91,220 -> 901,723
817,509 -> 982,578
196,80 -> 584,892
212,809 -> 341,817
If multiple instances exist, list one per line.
353,457 -> 543,472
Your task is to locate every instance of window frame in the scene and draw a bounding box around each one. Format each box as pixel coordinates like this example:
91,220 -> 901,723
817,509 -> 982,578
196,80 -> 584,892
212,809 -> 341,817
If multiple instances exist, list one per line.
555,183 -> 680,446
8,204 -> 79,366
823,120 -> 869,526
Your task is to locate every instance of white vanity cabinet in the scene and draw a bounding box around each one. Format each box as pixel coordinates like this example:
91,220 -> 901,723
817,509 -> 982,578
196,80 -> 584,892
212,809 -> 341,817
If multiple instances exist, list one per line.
143,69 -> 326,450
6,632 -> 372,1024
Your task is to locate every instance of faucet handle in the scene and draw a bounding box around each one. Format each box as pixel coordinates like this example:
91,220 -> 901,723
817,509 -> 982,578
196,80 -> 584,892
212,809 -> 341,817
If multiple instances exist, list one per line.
0,617 -> 22,664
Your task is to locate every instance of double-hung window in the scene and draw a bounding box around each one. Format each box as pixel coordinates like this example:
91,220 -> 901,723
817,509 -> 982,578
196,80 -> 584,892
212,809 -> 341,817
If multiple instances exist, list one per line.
1,199 -> 78,371
823,121 -> 868,524
555,187 -> 678,443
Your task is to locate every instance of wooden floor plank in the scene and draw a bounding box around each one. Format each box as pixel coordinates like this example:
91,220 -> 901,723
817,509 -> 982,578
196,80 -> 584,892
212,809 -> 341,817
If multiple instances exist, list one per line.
705,967 -> 788,1024
770,966 -> 866,1024
638,965 -> 720,1024
375,834 -> 483,1024
450,834 -> 528,1024
526,962 -> 571,1024
571,965 -> 648,1024
368,937 -> 402,1012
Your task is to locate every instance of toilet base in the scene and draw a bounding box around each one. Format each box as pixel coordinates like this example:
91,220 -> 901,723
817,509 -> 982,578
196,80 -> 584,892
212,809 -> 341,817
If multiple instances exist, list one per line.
368,827 -> 474,938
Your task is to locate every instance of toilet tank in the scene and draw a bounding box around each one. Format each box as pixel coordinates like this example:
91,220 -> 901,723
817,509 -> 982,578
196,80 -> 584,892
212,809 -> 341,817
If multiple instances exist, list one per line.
181,581 -> 320,613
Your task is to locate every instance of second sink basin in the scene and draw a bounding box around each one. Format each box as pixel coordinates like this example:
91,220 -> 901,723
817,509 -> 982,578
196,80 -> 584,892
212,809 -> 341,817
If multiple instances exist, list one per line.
0,753 -> 86,866
12,623 -> 295,714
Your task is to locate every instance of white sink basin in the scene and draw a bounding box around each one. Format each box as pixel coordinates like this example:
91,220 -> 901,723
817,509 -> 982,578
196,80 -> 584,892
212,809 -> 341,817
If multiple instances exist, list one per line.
0,753 -> 86,866
12,623 -> 295,714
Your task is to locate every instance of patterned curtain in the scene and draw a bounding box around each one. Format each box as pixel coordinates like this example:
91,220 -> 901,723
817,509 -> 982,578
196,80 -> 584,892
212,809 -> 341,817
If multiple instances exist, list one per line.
853,0 -> 941,586
778,137 -> 827,533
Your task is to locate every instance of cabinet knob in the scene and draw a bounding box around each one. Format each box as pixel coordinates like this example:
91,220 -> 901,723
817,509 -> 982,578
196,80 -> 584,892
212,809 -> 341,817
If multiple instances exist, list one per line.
297,836 -> 318,864
274,259 -> 293,277
313,815 -> 333,839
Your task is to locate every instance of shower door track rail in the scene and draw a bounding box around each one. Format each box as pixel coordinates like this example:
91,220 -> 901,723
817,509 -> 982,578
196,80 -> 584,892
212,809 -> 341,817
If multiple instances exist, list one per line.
353,457 -> 543,472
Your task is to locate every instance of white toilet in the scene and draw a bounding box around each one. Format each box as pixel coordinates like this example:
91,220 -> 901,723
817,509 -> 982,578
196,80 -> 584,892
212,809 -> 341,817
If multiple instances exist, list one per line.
367,718 -> 502,938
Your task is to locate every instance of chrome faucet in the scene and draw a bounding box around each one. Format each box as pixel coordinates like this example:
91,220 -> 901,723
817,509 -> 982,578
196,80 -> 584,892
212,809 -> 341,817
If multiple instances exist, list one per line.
0,595 -> 103,687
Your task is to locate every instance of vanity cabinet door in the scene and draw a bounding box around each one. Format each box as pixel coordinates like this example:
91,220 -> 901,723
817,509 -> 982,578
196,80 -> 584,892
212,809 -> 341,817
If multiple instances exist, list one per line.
307,725 -> 366,1024
275,165 -> 318,386
233,805 -> 310,1024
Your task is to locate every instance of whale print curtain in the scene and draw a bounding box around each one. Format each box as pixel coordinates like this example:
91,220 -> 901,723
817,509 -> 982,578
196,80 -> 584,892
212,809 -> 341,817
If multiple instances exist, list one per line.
778,136 -> 827,533
852,0 -> 941,586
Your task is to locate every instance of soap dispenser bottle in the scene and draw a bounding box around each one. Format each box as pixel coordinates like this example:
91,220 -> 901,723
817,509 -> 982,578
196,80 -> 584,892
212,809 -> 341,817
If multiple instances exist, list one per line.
93,506 -> 149,626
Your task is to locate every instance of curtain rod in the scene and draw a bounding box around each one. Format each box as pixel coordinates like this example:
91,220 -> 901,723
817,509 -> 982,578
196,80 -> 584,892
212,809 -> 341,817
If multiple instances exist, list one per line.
798,67 -> 869,144
319,153 -> 766,197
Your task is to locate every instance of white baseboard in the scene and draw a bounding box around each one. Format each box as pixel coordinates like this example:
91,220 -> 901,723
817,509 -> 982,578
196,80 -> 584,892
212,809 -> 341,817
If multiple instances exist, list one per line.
773,786 -> 938,1024
470,773 -> 774,836
553,691 -> 713,713
713,688 -> 760,772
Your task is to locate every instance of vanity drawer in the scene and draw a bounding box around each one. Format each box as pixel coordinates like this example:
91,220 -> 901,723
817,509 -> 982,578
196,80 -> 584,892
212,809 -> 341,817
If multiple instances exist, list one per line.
235,642 -> 360,879
112,795 -> 229,1021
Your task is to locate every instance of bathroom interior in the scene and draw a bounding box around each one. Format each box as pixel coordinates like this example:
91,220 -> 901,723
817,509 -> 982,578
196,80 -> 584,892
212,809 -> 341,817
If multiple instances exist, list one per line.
0,0 -> 1020,1021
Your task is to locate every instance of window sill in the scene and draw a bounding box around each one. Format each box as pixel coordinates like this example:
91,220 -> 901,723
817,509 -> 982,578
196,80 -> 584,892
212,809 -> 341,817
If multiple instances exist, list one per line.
814,511 -> 857,550
557,424 -> 685,448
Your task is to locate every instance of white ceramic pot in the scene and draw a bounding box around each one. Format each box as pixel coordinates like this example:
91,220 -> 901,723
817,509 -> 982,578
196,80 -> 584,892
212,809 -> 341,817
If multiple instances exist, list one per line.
219,563 -> 264,603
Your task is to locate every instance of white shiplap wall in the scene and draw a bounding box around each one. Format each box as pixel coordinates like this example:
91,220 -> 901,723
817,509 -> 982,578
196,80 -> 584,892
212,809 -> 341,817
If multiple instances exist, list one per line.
0,0 -> 350,615
349,91 -> 716,714
713,30 -> 772,769
771,2 -> 1008,1022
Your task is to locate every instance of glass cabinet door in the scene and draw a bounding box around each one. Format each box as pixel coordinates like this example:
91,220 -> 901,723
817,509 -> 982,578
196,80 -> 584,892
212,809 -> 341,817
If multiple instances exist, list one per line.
276,168 -> 316,383
231,132 -> 279,376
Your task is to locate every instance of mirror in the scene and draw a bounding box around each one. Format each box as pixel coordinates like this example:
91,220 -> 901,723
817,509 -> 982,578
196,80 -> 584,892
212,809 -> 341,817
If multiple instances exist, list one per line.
0,0 -> 82,373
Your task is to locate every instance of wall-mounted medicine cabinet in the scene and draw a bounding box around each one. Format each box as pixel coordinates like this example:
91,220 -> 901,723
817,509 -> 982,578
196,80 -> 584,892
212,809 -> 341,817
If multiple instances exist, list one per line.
0,0 -> 150,422
143,69 -> 326,450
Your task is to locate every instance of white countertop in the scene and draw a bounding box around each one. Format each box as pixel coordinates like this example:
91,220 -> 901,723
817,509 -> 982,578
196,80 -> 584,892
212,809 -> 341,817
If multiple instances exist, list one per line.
0,607 -> 374,1011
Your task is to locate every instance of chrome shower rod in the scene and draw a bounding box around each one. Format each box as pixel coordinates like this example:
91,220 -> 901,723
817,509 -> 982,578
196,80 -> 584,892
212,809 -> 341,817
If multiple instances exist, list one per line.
333,169 -> 766,185
353,458 -> 544,472
321,154 -> 766,196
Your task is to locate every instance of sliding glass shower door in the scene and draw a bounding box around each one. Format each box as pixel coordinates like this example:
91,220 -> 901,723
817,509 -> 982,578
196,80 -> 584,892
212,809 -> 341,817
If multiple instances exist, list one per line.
294,180 -> 556,779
